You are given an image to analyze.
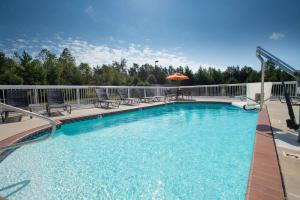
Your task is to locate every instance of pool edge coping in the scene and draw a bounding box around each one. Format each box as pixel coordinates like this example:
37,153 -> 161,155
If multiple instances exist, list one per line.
245,107 -> 285,200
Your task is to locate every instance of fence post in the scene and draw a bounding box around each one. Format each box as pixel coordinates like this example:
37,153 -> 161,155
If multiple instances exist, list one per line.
76,88 -> 80,105
105,88 -> 109,98
34,89 -> 38,104
128,88 -> 130,98
221,86 -> 224,96
144,88 -> 146,97
2,90 -> 5,103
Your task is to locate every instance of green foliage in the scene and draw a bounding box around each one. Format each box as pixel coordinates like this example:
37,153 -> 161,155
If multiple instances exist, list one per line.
94,63 -> 128,86
79,63 -> 93,85
0,71 -> 23,84
0,49 -> 295,86
194,67 -> 209,85
182,66 -> 194,85
0,52 -> 23,84
146,74 -> 157,84
38,49 -> 61,85
58,48 -> 80,85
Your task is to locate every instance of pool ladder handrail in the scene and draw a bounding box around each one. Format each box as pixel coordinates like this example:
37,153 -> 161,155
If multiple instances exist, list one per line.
0,102 -> 57,151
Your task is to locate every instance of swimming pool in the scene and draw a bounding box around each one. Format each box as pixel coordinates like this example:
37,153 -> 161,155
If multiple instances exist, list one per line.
0,103 -> 258,200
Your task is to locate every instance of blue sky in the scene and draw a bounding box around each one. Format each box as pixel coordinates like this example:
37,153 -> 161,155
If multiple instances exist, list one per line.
0,0 -> 299,71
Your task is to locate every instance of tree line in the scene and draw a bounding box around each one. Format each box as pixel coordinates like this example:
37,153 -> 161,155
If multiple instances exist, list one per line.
0,48 -> 294,86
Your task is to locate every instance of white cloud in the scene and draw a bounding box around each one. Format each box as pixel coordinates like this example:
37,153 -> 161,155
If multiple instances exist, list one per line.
40,37 -> 199,68
67,39 -> 191,68
269,32 -> 285,40
16,39 -> 26,43
85,5 -> 95,18
3,37 -> 229,71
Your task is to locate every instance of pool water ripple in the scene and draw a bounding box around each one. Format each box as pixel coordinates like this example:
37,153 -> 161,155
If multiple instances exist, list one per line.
0,103 -> 258,200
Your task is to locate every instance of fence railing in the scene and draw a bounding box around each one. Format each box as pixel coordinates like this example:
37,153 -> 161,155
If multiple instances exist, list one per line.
179,83 -> 247,97
0,82 -> 297,108
0,84 -> 247,106
270,81 -> 297,97
0,85 -> 168,106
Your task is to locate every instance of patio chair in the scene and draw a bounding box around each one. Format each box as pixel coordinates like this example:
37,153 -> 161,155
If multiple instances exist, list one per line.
133,89 -> 156,103
180,88 -> 193,100
1,89 -> 32,122
117,88 -> 140,105
146,89 -> 164,102
164,89 -> 177,101
279,96 -> 300,105
46,89 -> 71,116
95,88 -> 120,109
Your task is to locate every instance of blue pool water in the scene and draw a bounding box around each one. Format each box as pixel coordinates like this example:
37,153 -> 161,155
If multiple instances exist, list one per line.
0,103 -> 258,200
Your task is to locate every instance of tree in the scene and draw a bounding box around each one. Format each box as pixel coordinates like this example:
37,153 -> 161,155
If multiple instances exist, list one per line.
240,66 -> 252,82
38,49 -> 61,84
264,61 -> 279,82
146,74 -> 157,84
79,63 -> 93,85
1,48 -> 296,86
183,66 -> 194,85
246,71 -> 260,82
194,67 -> 209,85
0,52 -> 23,84
138,64 -> 152,81
176,66 -> 184,73
167,65 -> 176,74
14,51 -> 46,85
210,68 -> 223,84
128,75 -> 140,86
58,48 -> 81,85
129,63 -> 139,76
223,66 -> 240,84
29,59 -> 47,85
112,59 -> 127,74
93,63 -> 128,86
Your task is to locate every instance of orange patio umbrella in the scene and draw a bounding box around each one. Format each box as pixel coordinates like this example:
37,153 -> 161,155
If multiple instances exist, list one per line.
166,73 -> 189,81
166,73 -> 189,100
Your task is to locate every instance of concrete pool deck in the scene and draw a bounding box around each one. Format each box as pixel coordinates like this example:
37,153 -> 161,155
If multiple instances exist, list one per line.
267,101 -> 300,200
0,97 -> 291,200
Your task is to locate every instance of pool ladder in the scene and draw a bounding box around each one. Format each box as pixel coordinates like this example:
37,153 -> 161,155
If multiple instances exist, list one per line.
0,103 -> 57,151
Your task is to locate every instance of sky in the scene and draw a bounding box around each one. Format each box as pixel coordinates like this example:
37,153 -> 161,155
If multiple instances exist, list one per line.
0,0 -> 299,71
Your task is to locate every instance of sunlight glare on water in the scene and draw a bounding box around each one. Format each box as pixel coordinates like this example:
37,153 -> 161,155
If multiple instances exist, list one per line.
0,103 -> 258,200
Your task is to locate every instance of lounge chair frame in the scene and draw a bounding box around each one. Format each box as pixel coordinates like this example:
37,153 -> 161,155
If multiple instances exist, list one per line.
46,89 -> 71,116
179,88 -> 193,100
95,88 -> 120,109
133,89 -> 156,103
164,89 -> 177,101
1,89 -> 32,122
145,89 -> 164,102
279,96 -> 300,105
117,88 -> 140,105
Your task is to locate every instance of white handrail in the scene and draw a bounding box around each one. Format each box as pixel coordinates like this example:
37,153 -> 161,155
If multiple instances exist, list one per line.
0,103 -> 57,151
